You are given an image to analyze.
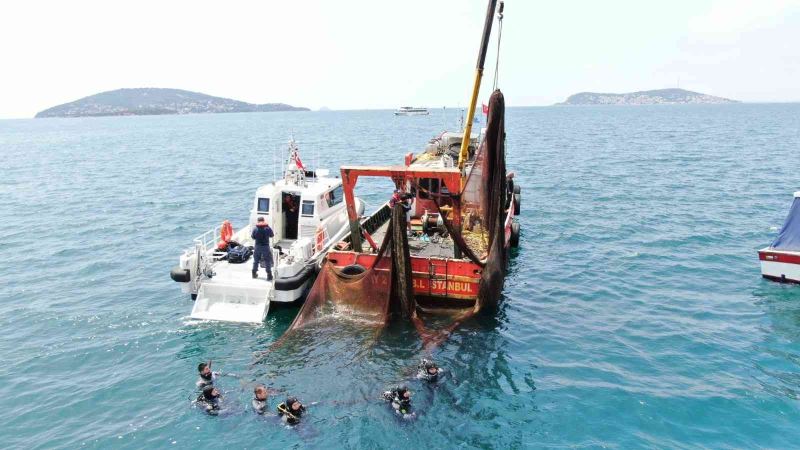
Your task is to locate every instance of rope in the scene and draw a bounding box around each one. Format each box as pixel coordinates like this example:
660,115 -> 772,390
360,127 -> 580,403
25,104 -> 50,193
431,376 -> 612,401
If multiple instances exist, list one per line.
492,2 -> 505,91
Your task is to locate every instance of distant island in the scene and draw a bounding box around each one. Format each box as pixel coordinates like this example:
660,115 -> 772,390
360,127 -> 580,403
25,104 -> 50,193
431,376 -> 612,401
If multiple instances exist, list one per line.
556,88 -> 738,106
35,88 -> 309,118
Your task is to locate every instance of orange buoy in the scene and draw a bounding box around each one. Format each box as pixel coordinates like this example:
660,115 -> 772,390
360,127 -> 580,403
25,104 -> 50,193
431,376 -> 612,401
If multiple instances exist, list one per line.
217,220 -> 233,249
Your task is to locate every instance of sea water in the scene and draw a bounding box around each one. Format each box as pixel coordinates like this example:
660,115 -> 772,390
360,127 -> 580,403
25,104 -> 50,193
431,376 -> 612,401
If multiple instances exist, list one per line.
1,104 -> 799,448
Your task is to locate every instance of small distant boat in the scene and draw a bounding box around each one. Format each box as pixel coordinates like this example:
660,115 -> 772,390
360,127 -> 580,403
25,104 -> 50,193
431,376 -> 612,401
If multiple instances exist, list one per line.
394,106 -> 429,116
759,191 -> 800,283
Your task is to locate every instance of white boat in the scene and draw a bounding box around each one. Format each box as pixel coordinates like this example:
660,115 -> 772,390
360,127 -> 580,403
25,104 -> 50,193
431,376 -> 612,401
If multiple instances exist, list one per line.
394,106 -> 429,116
759,191 -> 800,283
170,140 -> 366,323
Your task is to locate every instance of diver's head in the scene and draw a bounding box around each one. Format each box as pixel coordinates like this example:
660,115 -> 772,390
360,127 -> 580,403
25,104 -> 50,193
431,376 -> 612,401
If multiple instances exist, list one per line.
396,385 -> 411,400
254,385 -> 267,401
286,396 -> 302,411
422,359 -> 438,375
198,362 -> 212,378
202,385 -> 219,400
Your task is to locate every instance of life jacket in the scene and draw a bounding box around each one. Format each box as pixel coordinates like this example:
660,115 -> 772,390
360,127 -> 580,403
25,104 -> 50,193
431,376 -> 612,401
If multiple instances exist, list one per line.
252,223 -> 273,246
217,221 -> 234,249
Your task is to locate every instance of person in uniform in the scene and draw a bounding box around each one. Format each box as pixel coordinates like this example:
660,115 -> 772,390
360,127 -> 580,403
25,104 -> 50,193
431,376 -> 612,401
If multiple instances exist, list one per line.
251,217 -> 274,280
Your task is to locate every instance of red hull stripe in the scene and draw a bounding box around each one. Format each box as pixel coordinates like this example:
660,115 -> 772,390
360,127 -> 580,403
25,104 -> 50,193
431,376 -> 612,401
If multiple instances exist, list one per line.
759,251 -> 800,265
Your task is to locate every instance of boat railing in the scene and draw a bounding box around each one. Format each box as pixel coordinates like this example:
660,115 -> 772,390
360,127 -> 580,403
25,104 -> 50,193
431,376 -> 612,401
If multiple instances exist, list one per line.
362,203 -> 391,235
338,203 -> 390,246
193,225 -> 223,253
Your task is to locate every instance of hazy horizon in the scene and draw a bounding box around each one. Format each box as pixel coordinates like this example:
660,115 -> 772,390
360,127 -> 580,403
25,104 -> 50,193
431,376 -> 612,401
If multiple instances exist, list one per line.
1,0 -> 799,119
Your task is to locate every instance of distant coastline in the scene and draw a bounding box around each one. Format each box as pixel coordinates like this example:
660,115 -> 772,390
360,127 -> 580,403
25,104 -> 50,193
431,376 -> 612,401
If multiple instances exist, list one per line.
35,88 -> 309,118
556,88 -> 738,106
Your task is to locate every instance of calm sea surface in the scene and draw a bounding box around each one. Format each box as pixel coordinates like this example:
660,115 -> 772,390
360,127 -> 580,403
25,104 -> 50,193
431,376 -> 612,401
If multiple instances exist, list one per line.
1,104 -> 800,449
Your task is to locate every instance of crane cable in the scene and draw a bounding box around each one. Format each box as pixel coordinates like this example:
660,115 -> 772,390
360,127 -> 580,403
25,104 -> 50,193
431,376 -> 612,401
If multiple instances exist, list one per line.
492,1 -> 505,91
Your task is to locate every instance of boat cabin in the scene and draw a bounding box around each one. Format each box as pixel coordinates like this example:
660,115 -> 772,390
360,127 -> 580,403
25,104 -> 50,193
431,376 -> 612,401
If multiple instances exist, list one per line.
249,170 -> 346,247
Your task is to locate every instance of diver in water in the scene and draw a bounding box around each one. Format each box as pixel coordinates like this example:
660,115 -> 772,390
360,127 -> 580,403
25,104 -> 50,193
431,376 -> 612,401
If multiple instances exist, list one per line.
252,384 -> 269,415
196,385 -> 221,416
382,385 -> 415,419
276,396 -> 306,425
196,361 -> 218,389
417,359 -> 444,383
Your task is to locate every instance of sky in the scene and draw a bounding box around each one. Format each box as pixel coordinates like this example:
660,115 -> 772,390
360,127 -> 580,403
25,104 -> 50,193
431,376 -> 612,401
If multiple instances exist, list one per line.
1,0 -> 799,118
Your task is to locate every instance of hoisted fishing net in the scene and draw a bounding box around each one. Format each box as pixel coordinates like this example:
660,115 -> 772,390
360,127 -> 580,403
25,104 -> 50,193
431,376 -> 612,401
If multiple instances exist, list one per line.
418,89 -> 508,314
472,88 -> 509,313
395,89 -> 509,350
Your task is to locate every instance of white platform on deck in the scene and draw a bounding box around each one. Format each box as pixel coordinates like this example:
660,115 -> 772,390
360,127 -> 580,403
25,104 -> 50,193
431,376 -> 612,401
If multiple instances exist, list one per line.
190,259 -> 273,323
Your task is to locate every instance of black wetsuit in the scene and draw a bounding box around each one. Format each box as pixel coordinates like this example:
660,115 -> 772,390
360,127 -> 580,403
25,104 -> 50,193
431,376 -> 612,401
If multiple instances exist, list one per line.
383,390 -> 413,417
417,367 -> 444,383
277,402 -> 305,424
196,395 -> 220,416
196,372 -> 218,389
252,398 -> 268,415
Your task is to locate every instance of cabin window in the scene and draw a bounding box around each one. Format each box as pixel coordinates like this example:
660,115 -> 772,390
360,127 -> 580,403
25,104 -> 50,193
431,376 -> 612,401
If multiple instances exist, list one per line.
257,197 -> 270,213
301,200 -> 315,217
418,178 -> 440,199
326,186 -> 344,207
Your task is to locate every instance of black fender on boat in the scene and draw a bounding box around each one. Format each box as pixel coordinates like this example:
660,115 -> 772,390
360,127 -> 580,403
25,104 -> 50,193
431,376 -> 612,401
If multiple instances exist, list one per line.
340,264 -> 366,275
510,221 -> 520,248
274,264 -> 316,291
170,266 -> 190,283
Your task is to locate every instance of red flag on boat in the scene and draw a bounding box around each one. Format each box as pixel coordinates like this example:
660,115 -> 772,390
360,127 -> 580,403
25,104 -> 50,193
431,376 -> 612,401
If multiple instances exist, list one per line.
295,154 -> 305,170
482,103 -> 489,115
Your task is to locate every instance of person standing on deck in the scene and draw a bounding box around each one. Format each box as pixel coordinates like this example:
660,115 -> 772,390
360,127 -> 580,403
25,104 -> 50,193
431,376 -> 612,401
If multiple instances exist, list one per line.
390,189 -> 413,230
506,172 -> 515,208
251,217 -> 274,280
389,189 -> 411,211
283,194 -> 299,240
